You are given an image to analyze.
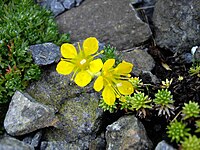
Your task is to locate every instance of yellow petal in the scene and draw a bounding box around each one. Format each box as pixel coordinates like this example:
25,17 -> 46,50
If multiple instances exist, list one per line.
83,37 -> 99,56
89,59 -> 103,73
102,85 -> 116,105
56,61 -> 74,75
115,61 -> 133,74
61,43 -> 77,58
74,71 -> 92,87
102,59 -> 115,71
117,81 -> 134,95
93,76 -> 103,92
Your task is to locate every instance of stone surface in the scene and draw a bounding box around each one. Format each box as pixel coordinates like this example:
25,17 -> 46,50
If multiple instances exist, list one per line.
29,43 -> 60,66
31,131 -> 43,147
153,0 -> 200,53
75,0 -> 83,6
4,91 -> 58,136
194,47 -> 200,61
40,141 -> 81,150
105,115 -> 153,150
36,0 -> 84,16
89,133 -> 106,150
0,136 -> 34,150
141,71 -> 160,84
23,131 -> 42,148
155,140 -> 176,150
56,0 -> 152,51
63,0 -> 75,9
179,53 -> 193,64
51,0 -> 65,16
26,65 -> 103,145
121,49 -> 155,76
130,0 -> 143,5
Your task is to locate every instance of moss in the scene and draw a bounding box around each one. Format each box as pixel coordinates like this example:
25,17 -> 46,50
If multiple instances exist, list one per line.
0,0 -> 69,133
43,92 -> 102,142
0,0 -> 69,104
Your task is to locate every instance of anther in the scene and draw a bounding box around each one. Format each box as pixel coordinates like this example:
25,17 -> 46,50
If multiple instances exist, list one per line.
80,59 -> 86,65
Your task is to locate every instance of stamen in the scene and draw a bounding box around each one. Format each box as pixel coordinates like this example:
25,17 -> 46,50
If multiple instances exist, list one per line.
61,58 -> 75,64
71,68 -> 79,81
92,50 -> 104,58
78,42 -> 81,52
112,84 -> 121,97
115,76 -> 131,80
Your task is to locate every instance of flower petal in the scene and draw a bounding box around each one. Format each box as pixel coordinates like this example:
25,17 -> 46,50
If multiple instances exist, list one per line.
61,43 -> 77,58
56,61 -> 74,75
83,37 -> 99,56
89,59 -> 103,73
117,81 -> 134,95
102,59 -> 115,71
115,61 -> 133,74
74,71 -> 92,87
93,76 -> 103,92
102,85 -> 116,105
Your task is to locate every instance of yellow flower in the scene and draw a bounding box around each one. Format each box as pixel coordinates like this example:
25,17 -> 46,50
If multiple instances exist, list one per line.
93,59 -> 134,105
56,37 -> 103,87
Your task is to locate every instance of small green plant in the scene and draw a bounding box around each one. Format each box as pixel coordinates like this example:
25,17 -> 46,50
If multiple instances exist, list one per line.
98,99 -> 117,113
181,135 -> 200,150
189,62 -> 200,77
161,78 -> 173,88
129,77 -> 143,91
101,44 -> 121,64
195,120 -> 200,133
119,95 -> 133,110
182,101 -> 200,120
167,120 -> 190,143
130,92 -> 152,118
153,89 -> 174,117
0,0 -> 70,103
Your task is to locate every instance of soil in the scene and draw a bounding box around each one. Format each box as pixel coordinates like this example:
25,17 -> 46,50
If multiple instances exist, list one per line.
143,44 -> 200,148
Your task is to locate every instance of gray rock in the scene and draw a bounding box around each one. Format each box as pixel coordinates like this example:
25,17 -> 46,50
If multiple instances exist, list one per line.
130,0 -> 143,5
43,92 -> 103,143
51,0 -> 65,16
75,0 -> 83,6
106,115 -> 153,150
141,71 -> 160,84
63,0 -> 75,9
155,140 -> 176,150
31,131 -> 43,147
0,136 -> 34,150
89,133 -> 106,150
36,0 -> 52,9
26,65 -> 103,145
4,91 -> 59,136
23,136 -> 32,145
23,131 -> 42,148
121,49 -> 155,76
194,47 -> 200,61
40,141 -> 81,150
180,53 -> 193,64
56,0 -> 152,51
153,0 -> 200,53
29,43 -> 61,66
